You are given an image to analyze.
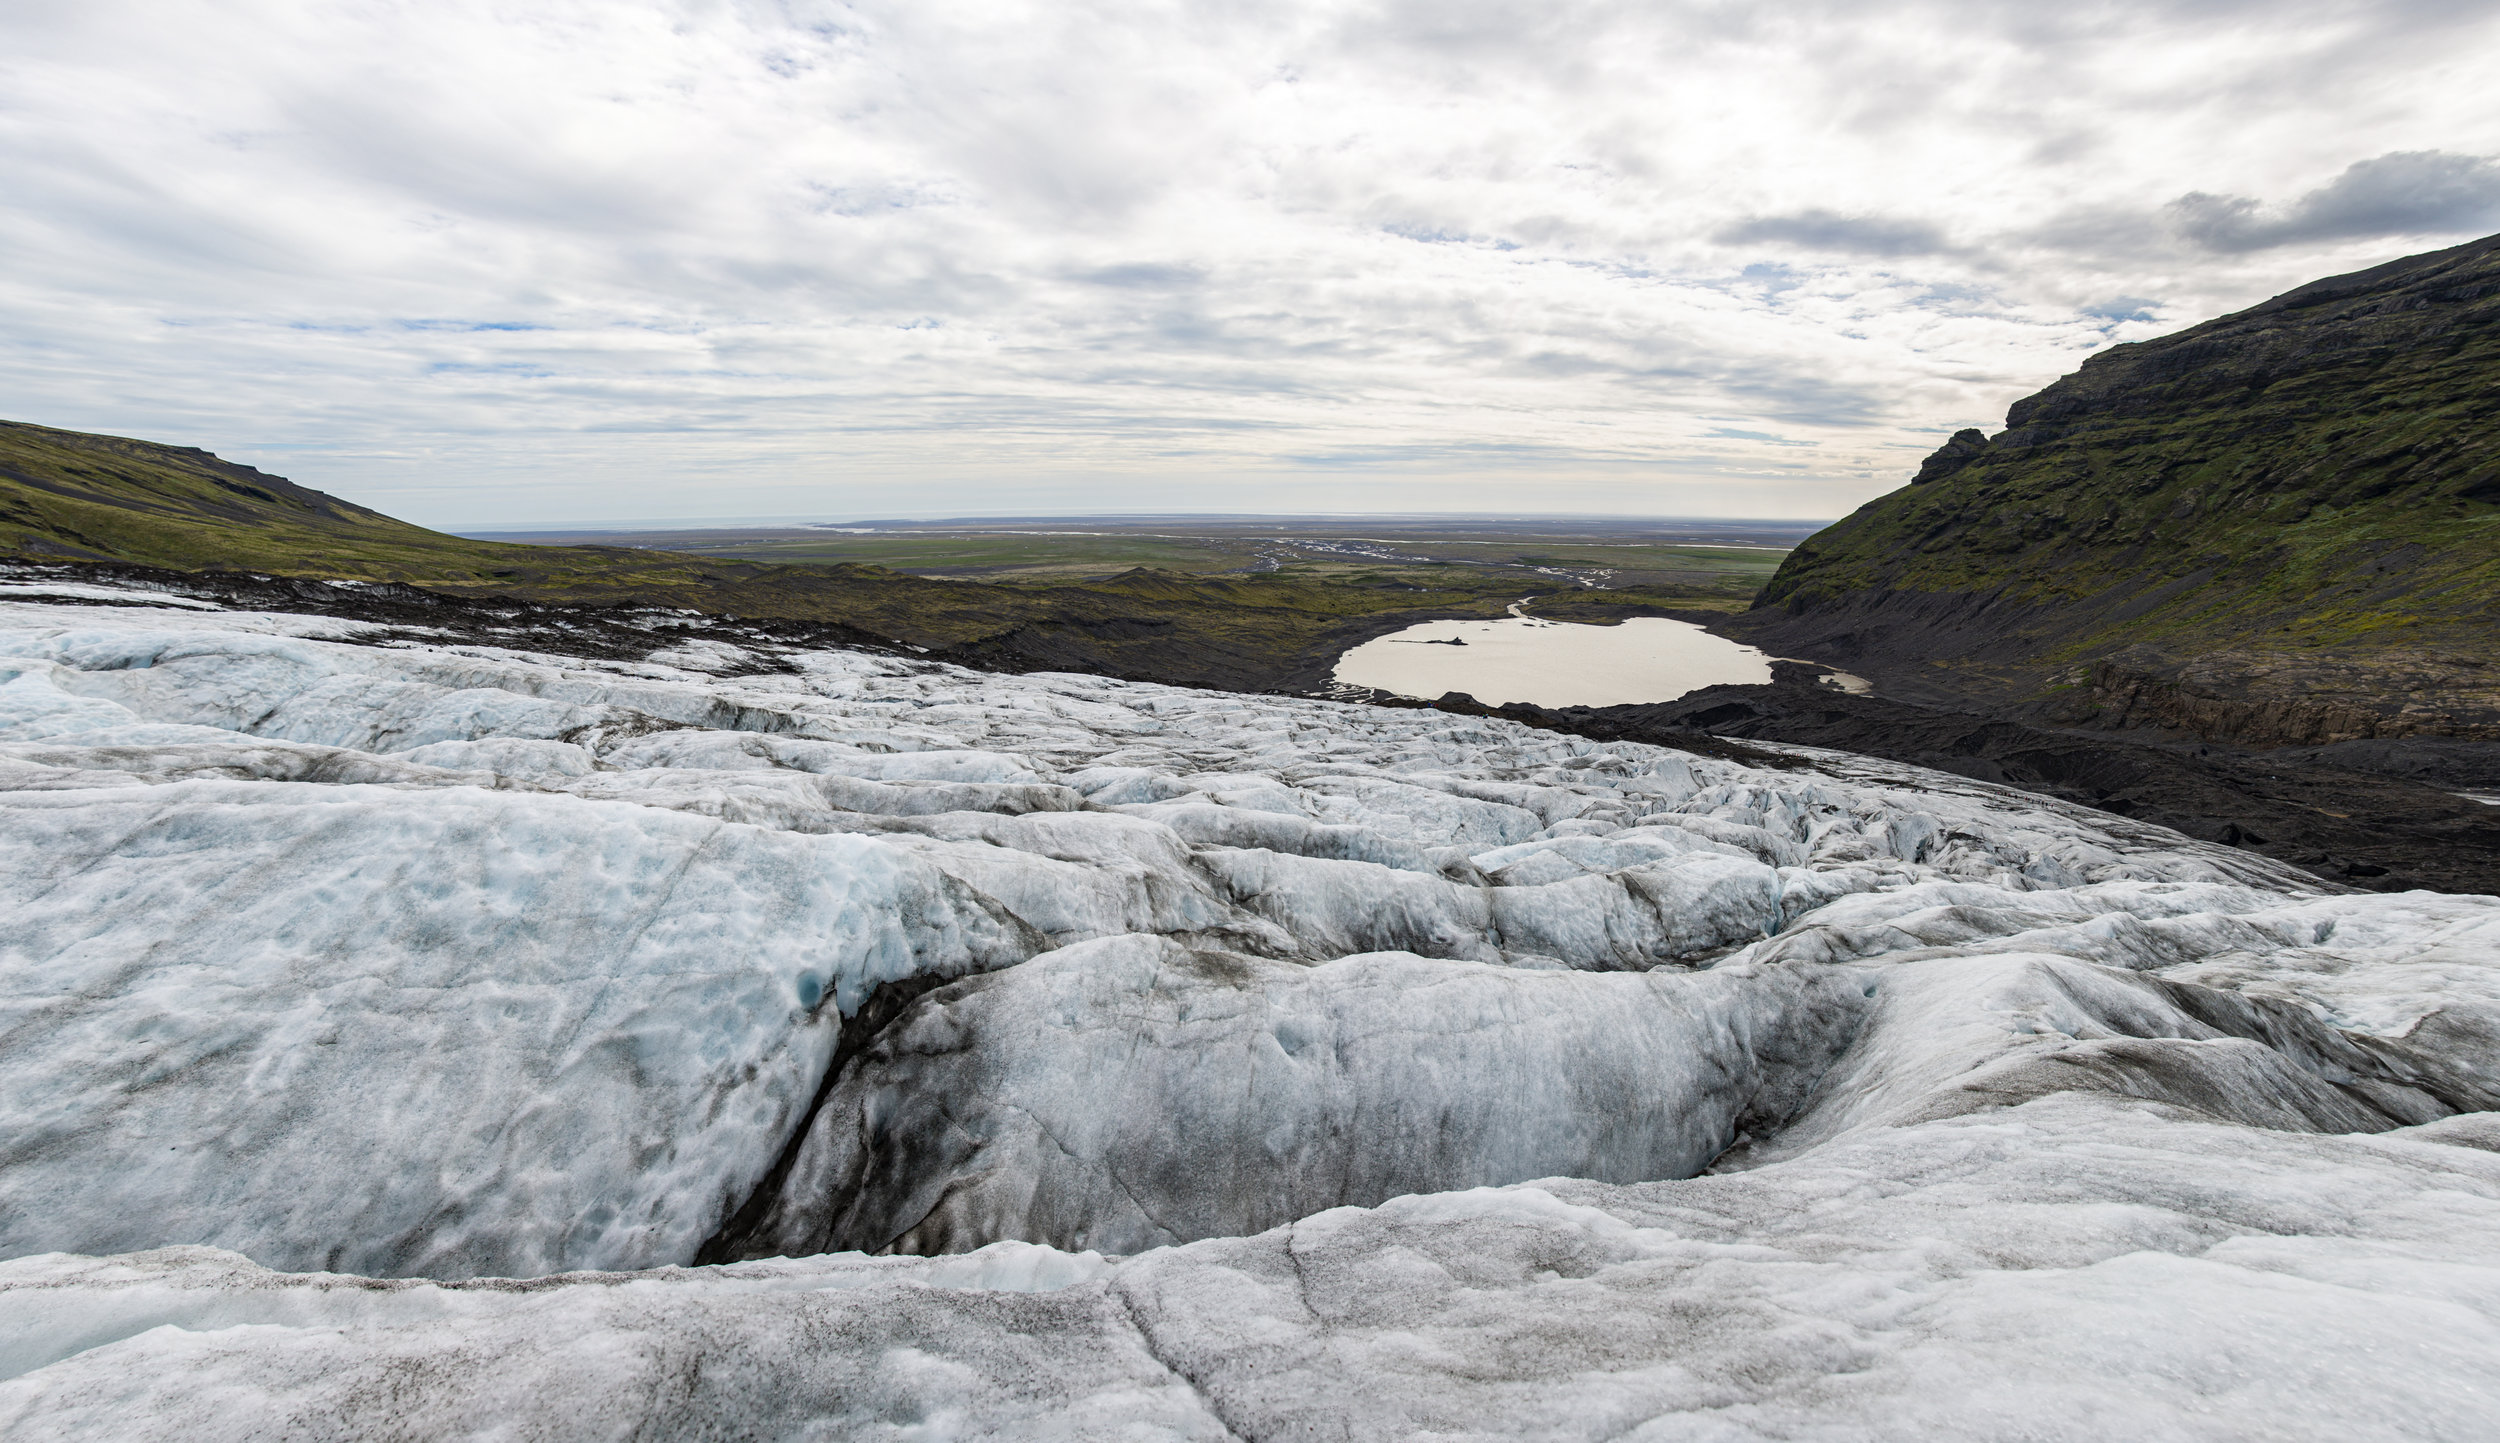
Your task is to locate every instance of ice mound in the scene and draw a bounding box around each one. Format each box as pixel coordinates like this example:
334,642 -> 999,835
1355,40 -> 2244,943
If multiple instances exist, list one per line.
2,596 -> 2497,1438
0,779 -> 1030,1277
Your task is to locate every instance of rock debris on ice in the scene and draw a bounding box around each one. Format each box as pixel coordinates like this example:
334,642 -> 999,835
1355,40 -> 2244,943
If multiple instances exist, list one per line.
0,595 -> 2495,1440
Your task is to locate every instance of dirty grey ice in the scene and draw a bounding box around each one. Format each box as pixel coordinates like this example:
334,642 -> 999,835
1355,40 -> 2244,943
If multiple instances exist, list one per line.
1,587 -> 2496,1441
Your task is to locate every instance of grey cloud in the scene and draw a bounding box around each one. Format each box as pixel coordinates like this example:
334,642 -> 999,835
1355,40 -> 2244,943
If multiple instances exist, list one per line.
1276,439 -> 1606,470
1703,427 -> 1818,447
2168,150 -> 2500,252
1504,351 -> 1614,377
1623,364 -> 1894,429
11,0 -> 2500,526
2018,205 -> 2169,255
2079,296 -> 2160,322
1715,210 -> 1953,258
803,181 -> 961,217
1071,263 -> 1206,289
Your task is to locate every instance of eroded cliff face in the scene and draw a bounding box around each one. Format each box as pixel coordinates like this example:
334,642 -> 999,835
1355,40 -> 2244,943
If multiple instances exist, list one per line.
1728,233 -> 2500,744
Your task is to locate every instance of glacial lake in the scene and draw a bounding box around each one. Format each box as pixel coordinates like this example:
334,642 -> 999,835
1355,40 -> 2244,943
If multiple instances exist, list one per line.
1333,613 -> 1801,708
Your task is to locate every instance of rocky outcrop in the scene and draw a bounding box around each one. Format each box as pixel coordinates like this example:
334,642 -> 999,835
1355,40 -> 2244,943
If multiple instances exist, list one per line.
2077,655 -> 2500,744
1911,427 -> 1989,484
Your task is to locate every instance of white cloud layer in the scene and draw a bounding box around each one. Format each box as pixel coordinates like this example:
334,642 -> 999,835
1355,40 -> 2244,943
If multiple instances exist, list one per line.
4,0 -> 2498,525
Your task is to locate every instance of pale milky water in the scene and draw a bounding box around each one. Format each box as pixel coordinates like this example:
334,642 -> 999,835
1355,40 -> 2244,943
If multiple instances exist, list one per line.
1332,614 -> 1787,708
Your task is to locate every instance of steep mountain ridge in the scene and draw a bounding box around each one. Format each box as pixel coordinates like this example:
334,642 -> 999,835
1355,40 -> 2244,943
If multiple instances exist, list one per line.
1728,233 -> 2500,743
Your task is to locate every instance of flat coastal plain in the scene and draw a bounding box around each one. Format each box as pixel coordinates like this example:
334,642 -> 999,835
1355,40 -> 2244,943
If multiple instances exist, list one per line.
464,514 -> 1814,598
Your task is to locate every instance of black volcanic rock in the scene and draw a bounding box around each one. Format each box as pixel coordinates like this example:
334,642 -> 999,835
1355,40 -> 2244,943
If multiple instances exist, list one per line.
1911,428 -> 1990,484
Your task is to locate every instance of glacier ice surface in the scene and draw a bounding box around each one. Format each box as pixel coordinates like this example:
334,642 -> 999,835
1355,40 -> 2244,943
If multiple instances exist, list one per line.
2,596 -> 2497,1438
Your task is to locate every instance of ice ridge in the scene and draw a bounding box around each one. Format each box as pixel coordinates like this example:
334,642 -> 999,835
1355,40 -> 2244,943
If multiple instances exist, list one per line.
1,596 -> 2496,1439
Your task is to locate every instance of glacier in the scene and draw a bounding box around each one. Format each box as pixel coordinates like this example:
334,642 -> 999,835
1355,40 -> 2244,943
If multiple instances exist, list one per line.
0,585 -> 2495,1440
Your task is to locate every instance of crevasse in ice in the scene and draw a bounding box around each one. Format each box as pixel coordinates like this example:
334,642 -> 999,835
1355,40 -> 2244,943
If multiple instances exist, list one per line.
1,592 -> 2496,1441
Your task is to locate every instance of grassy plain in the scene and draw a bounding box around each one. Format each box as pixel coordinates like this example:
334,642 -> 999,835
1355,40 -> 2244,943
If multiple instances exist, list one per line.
470,518 -> 1803,606
3,419 -> 1802,692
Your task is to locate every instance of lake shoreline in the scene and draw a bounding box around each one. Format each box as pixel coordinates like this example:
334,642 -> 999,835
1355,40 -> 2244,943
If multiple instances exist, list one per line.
1331,613 -> 1783,708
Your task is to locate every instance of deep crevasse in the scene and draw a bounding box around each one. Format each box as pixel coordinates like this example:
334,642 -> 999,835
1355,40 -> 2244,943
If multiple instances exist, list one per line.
2,593 -> 2497,1440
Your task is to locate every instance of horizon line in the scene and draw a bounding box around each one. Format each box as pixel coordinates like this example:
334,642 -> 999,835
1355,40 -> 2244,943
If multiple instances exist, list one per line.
455,510 -> 1840,536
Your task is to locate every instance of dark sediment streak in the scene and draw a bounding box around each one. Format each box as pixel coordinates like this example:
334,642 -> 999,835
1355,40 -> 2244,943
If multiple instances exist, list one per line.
14,559 -> 2493,896
1390,664 -> 2500,896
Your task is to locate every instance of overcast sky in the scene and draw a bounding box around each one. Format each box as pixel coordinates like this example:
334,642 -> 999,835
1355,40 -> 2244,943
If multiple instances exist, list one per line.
7,1 -> 2499,527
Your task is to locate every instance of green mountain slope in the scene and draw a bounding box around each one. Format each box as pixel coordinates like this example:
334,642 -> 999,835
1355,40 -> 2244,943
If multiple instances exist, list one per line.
1731,234 -> 2500,743
0,419 -> 539,578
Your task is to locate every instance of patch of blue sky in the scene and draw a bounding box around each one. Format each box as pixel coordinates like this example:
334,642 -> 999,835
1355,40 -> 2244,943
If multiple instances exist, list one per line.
396,320 -> 547,333
1381,224 -> 1518,250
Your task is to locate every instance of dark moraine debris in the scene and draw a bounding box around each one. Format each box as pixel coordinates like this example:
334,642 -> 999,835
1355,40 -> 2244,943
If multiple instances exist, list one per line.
1457,665 -> 2500,896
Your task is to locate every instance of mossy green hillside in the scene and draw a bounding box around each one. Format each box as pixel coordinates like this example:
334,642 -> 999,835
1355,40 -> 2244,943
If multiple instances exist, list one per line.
1761,235 -> 2500,656
0,420 -> 539,579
